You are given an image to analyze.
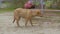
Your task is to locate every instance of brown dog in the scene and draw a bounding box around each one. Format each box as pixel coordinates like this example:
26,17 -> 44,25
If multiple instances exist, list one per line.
13,8 -> 43,27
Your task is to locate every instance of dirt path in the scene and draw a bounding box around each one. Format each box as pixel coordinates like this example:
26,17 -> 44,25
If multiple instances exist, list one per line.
0,12 -> 60,34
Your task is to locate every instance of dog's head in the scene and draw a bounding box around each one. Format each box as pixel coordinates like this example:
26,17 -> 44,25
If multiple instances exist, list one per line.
35,10 -> 43,17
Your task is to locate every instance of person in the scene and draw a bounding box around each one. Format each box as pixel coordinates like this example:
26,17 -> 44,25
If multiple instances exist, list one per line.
24,1 -> 35,9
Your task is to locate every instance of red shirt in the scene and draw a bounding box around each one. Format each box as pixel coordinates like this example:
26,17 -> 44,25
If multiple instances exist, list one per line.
24,1 -> 33,9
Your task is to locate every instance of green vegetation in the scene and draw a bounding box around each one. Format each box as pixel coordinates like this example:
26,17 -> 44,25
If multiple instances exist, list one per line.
0,8 -> 14,13
11,0 -> 28,8
0,0 -> 60,13
53,12 -> 60,14
0,0 -> 28,13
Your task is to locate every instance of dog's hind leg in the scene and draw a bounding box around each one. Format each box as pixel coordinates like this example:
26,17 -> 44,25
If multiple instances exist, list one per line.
25,18 -> 29,26
16,16 -> 21,27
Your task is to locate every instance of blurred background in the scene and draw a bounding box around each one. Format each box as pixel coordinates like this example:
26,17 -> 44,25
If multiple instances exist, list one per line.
0,0 -> 60,13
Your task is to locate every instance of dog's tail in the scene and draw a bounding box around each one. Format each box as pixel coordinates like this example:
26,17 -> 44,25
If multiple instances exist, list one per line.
13,18 -> 15,23
13,10 -> 16,23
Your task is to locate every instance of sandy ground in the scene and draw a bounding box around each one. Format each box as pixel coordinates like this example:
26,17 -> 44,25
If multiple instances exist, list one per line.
0,12 -> 60,34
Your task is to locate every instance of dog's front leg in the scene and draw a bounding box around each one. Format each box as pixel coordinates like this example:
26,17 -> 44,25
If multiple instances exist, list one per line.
29,18 -> 33,26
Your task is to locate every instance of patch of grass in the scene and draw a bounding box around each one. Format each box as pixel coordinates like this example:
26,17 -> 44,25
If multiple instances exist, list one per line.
0,8 -> 14,13
52,12 -> 60,15
46,11 -> 60,15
